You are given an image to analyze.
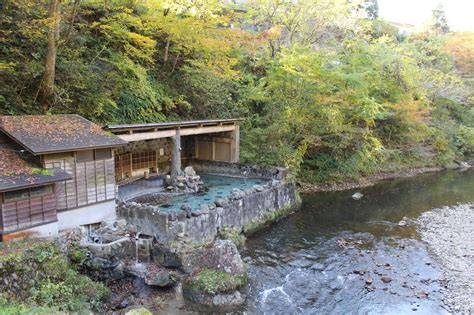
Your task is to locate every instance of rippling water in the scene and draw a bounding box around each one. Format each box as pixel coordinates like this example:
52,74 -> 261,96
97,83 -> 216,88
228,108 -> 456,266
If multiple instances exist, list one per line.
242,169 -> 474,314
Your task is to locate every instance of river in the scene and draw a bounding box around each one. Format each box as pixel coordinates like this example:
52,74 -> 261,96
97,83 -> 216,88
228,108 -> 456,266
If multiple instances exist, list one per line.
241,169 -> 474,314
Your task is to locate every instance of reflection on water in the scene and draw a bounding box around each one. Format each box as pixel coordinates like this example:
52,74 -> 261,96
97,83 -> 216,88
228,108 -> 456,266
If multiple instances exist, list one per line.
242,169 -> 474,314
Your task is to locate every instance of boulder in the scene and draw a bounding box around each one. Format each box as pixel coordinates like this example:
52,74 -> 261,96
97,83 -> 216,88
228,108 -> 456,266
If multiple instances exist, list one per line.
180,204 -> 192,218
177,210 -> 187,221
184,166 -> 197,177
200,204 -> 210,214
152,245 -> 182,268
231,188 -> 245,200
191,210 -> 202,217
181,204 -> 192,211
352,192 -> 363,200
398,220 -> 407,227
145,269 -> 178,287
182,286 -> 246,308
181,240 -> 246,275
253,185 -> 264,192
381,275 -> 392,283
115,219 -> 128,229
168,211 -> 177,221
215,198 -> 226,207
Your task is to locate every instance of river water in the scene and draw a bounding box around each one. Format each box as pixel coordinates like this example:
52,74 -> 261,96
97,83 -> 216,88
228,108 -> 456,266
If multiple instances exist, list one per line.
241,169 -> 474,314
110,169 -> 473,314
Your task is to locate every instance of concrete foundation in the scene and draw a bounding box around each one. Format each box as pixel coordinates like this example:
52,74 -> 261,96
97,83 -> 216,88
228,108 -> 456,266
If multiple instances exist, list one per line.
1,221 -> 59,242
57,200 -> 116,230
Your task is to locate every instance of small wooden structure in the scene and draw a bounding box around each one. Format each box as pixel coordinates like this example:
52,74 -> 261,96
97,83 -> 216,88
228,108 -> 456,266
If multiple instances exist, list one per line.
104,119 -> 242,184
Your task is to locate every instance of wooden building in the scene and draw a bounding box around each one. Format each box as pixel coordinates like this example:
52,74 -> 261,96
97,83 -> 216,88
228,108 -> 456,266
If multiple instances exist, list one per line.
0,115 -> 242,241
0,115 -> 126,241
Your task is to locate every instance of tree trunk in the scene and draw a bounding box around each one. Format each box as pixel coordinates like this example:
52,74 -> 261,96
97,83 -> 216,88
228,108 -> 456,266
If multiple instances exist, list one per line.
269,39 -> 276,59
171,53 -> 180,73
163,38 -> 170,67
62,0 -> 79,46
40,0 -> 61,112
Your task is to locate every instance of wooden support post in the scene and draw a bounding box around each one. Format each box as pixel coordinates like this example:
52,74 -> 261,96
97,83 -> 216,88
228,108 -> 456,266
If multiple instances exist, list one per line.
171,128 -> 181,184
129,152 -> 132,178
230,124 -> 240,163
212,141 -> 216,161
194,135 -> 199,159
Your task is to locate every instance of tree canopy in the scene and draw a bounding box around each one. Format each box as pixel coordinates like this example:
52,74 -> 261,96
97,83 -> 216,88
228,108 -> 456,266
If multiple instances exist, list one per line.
1,0 -> 473,183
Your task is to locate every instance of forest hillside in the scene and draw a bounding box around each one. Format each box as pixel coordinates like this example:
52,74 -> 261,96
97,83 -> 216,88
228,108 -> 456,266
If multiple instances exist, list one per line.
1,0 -> 473,183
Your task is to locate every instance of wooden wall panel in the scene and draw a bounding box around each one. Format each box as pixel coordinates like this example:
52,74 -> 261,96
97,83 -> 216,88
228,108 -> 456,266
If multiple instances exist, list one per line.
43,153 -> 116,211
0,192 -> 57,233
75,162 -> 87,206
197,140 -> 213,160
215,142 -> 231,162
105,160 -> 115,200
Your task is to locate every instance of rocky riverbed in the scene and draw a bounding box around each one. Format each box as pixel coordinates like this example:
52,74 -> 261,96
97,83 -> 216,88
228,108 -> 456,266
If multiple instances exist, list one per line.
417,204 -> 474,314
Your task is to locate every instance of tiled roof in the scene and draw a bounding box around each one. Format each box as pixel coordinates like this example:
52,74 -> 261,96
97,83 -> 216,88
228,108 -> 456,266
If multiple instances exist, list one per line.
0,144 -> 71,192
0,114 -> 127,155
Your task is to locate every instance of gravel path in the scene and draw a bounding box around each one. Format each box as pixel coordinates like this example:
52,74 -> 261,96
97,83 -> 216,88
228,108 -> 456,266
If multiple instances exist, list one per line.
417,204 -> 474,314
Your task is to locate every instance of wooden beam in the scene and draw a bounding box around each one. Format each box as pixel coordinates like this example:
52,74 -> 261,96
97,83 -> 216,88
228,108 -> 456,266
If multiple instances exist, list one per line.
116,125 -> 236,142
117,130 -> 177,142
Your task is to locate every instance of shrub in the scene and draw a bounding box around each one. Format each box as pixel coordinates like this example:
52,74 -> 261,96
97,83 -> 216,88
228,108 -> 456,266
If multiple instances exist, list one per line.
0,240 -> 109,313
217,228 -> 246,248
188,269 -> 247,295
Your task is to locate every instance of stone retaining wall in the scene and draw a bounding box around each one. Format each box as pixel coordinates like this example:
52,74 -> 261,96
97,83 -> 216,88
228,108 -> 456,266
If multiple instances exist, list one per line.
191,160 -> 289,180
117,179 -> 299,245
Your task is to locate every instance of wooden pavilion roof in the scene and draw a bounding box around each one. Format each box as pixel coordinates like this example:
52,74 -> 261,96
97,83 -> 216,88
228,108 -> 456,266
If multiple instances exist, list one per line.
0,115 -> 127,155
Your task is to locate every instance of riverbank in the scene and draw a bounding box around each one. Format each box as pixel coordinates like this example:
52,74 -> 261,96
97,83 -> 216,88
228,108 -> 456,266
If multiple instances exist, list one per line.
299,166 -> 448,192
417,204 -> 474,314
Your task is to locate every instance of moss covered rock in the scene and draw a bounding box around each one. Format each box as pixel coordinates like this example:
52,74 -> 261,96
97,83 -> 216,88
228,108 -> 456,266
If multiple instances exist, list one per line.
182,269 -> 247,308
181,240 -> 248,308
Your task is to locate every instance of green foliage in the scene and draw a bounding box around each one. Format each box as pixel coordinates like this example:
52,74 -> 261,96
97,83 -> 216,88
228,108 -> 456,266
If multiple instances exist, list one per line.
68,244 -> 88,266
0,240 -> 109,313
31,168 -> 53,176
217,227 -> 246,248
241,29 -> 473,182
30,269 -> 109,312
0,295 -> 55,315
188,269 -> 247,295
